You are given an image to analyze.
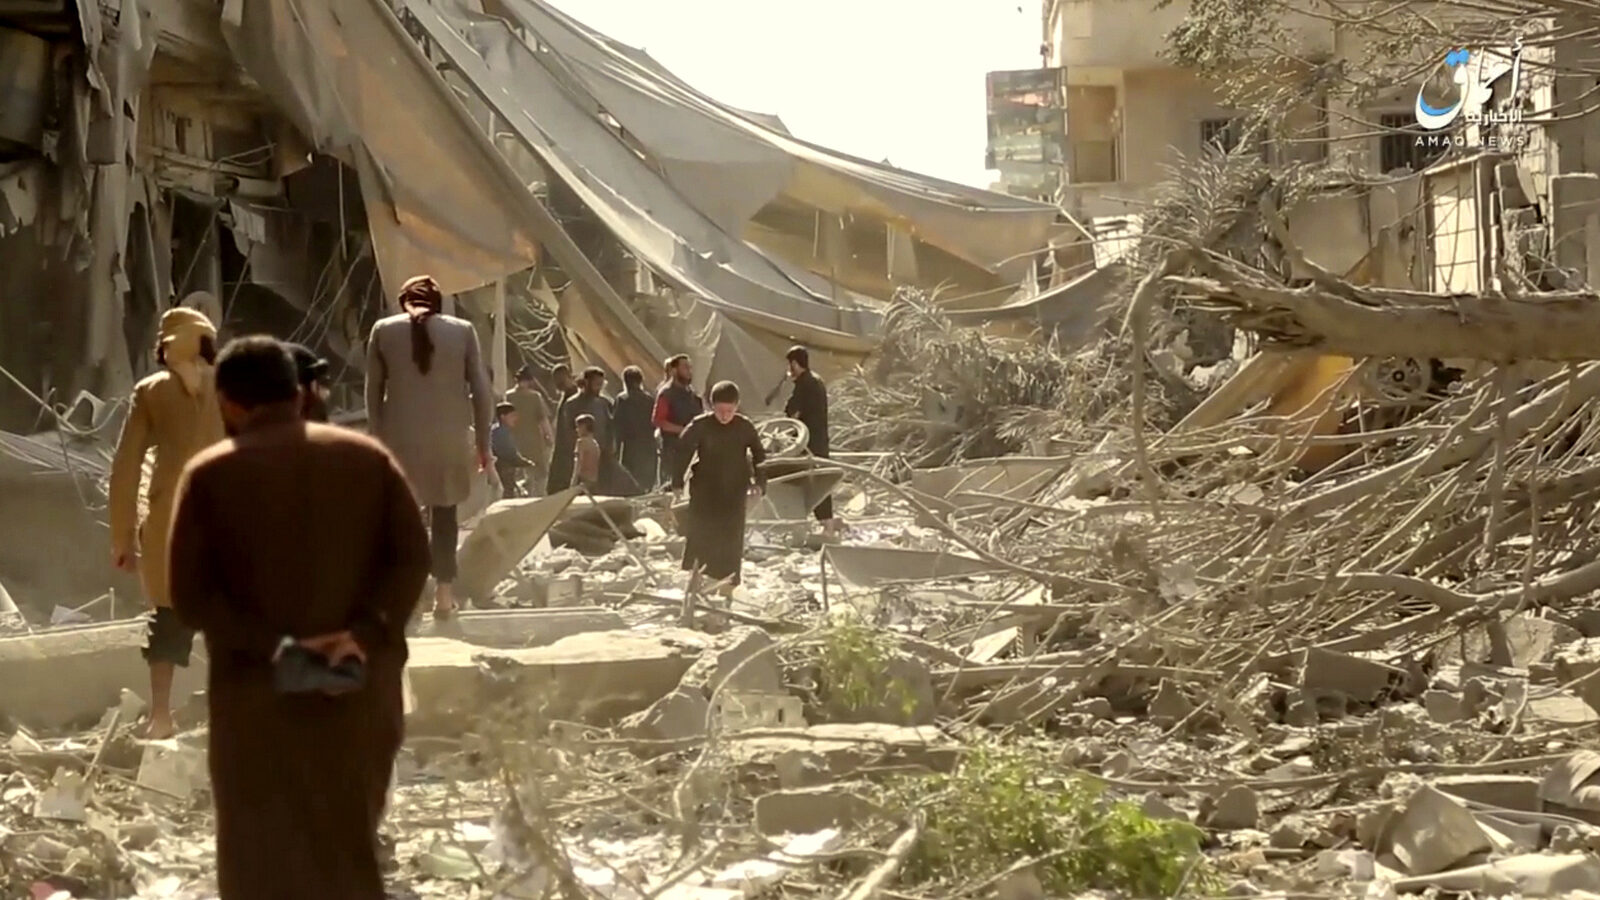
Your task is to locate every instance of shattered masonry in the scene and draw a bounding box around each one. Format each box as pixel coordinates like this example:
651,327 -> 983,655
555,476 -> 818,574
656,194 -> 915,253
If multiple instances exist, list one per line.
8,0 -> 1600,898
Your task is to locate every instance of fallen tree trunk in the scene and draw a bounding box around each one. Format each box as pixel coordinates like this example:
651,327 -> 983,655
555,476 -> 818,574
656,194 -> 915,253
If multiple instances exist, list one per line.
1172,275 -> 1600,362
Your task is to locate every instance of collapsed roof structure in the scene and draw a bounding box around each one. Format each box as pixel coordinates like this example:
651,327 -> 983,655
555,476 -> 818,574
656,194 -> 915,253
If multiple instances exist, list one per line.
0,0 -> 1076,608
211,0 -> 1074,394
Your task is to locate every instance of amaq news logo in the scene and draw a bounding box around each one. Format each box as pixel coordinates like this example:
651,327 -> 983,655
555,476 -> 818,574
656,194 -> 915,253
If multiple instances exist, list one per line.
1414,39 -> 1525,130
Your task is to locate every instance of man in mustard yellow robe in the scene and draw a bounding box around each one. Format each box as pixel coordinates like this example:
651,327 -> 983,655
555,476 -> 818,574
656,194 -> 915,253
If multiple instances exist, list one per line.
108,307 -> 226,738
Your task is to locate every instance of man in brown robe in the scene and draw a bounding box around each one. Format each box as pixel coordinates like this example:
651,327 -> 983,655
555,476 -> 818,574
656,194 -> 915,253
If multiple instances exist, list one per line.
168,336 -> 430,900
108,307 -> 226,739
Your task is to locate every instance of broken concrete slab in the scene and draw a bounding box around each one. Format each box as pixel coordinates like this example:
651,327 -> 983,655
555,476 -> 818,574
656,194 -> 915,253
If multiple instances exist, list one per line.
1440,615 -> 1582,669
724,724 -> 958,783
1149,679 -> 1196,725
1379,785 -> 1492,876
1539,750 -> 1600,825
753,784 -> 876,837
713,691 -> 806,732
454,488 -> 580,602
1389,852 -> 1600,897
909,458 -> 1060,502
1423,690 -> 1467,724
620,688 -> 711,749
1554,638 -> 1600,714
1521,691 -> 1600,730
0,619 -> 207,730
136,735 -> 209,802
1433,775 -> 1542,813
1301,648 -> 1402,703
822,544 -> 1002,589
678,627 -> 785,698
405,628 -> 702,733
418,607 -> 624,648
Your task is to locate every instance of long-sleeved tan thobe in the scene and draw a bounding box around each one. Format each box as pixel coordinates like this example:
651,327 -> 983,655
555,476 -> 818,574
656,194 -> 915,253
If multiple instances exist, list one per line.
168,409 -> 430,900
108,308 -> 225,608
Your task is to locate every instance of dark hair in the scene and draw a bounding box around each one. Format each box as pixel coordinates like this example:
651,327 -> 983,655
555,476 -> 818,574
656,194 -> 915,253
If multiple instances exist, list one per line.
575,413 -> 596,431
284,342 -> 329,387
667,353 -> 690,371
156,334 -> 217,368
215,336 -> 300,409
786,345 -> 810,370
398,275 -> 443,375
552,363 -> 571,379
709,380 -> 740,405
623,365 -> 643,388
581,366 -> 605,385
495,401 -> 516,418
516,364 -> 535,382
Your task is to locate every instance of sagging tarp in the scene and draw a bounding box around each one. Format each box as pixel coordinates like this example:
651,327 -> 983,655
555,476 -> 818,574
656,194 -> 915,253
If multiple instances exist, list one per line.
220,0 -> 541,296
411,0 -> 879,354
494,0 -> 1064,282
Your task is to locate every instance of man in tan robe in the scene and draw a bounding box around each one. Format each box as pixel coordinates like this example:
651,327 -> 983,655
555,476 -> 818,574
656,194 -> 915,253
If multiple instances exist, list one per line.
169,336 -> 430,900
505,364 -> 553,494
108,306 -> 226,739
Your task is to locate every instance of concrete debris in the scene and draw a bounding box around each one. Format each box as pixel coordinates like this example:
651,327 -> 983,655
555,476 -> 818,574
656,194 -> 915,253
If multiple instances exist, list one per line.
1207,786 -> 1261,831
18,296 -> 1600,899
678,627 -> 785,698
620,688 -> 711,748
709,829 -> 844,895
1434,774 -> 1543,812
753,784 -> 875,836
1301,649 -> 1402,704
135,737 -> 209,802
1379,785 -> 1493,875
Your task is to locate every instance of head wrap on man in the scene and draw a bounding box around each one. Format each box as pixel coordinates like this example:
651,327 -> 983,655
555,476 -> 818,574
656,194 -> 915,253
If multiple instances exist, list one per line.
157,307 -> 219,396
398,275 -> 444,374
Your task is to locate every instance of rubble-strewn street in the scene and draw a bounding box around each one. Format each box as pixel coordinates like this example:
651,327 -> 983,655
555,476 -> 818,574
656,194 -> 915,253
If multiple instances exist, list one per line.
7,0 -> 1600,896
13,290 -> 1600,898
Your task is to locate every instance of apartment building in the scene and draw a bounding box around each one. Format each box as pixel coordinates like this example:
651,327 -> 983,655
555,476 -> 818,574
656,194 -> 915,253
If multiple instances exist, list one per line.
1029,0 -> 1600,294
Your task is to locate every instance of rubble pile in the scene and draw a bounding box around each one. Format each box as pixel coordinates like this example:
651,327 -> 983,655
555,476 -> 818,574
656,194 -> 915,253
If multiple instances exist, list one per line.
17,309 -> 1600,897
831,291 -> 1204,467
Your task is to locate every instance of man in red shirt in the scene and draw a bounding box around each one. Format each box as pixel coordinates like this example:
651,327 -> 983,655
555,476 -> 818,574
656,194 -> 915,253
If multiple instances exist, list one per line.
652,354 -> 703,492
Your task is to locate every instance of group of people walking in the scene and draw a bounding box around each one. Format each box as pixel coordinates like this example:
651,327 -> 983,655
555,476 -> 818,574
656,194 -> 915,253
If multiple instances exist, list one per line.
103,274 -> 836,899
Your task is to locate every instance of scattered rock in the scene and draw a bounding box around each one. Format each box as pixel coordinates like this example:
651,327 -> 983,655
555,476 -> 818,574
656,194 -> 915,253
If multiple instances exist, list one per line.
620,688 -> 711,747
1148,679 -> 1195,725
1440,615 -> 1582,668
1433,774 -> 1541,812
1269,816 -> 1314,849
1208,785 -> 1261,830
1141,792 -> 1188,822
1073,697 -> 1114,719
1301,649 -> 1402,703
753,784 -> 875,836
1379,785 -> 1492,875
679,627 -> 785,698
1423,689 -> 1467,724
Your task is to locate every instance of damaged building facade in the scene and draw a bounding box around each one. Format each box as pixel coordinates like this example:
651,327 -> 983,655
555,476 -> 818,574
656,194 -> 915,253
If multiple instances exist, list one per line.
1033,0 -> 1600,295
0,0 -> 1074,616
1003,0 -> 1600,467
